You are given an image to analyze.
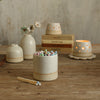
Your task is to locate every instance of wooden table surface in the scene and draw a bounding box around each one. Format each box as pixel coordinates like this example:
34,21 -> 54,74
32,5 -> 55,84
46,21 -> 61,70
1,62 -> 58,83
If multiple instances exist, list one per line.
0,45 -> 100,100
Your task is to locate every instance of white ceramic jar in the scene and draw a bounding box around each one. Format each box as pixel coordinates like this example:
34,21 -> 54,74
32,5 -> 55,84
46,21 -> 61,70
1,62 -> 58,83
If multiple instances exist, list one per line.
73,40 -> 92,57
20,34 -> 36,59
46,23 -> 62,35
33,54 -> 58,81
6,44 -> 23,63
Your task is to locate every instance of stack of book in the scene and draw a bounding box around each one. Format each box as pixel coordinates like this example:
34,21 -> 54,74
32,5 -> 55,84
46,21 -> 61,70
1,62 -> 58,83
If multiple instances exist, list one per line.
41,34 -> 74,54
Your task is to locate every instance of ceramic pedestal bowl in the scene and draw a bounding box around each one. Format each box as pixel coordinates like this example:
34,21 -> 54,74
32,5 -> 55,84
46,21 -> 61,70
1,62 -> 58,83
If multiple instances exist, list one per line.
46,23 -> 62,35
73,40 -> 92,57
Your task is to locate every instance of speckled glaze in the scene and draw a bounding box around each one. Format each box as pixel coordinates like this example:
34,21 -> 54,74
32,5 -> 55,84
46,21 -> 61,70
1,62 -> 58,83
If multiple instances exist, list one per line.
20,34 -> 36,59
73,40 -> 92,57
46,23 -> 62,35
6,44 -> 23,63
33,54 -> 58,81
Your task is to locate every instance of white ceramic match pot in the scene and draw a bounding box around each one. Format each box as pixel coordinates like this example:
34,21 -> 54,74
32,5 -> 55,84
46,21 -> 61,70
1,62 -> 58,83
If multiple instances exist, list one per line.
6,44 -> 23,63
20,34 -> 36,59
73,40 -> 92,57
46,23 -> 62,35
33,54 -> 58,81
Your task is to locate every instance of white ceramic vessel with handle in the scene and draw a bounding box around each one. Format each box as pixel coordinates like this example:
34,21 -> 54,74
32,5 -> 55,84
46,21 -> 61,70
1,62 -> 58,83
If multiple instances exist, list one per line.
33,54 -> 58,81
6,44 -> 23,63
46,23 -> 62,35
20,34 -> 36,59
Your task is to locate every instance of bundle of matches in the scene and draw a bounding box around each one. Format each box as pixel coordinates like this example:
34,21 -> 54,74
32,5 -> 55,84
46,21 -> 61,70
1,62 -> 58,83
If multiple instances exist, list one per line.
17,77 -> 41,86
34,49 -> 57,56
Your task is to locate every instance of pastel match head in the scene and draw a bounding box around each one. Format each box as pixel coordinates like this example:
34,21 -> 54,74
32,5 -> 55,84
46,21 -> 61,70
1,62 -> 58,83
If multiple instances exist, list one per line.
55,51 -> 57,54
36,81 -> 41,86
41,53 -> 44,56
51,50 -> 53,53
41,50 -> 44,53
45,49 -> 47,51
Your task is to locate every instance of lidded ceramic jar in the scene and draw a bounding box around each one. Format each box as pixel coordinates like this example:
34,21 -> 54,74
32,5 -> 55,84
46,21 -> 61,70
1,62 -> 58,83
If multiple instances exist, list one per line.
46,23 -> 62,35
33,54 -> 58,81
20,34 -> 36,59
73,40 -> 92,57
6,44 -> 23,63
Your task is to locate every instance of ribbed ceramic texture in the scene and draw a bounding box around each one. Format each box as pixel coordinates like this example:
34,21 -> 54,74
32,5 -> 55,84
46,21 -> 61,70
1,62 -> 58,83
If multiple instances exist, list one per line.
33,54 -> 58,81
6,44 -> 23,63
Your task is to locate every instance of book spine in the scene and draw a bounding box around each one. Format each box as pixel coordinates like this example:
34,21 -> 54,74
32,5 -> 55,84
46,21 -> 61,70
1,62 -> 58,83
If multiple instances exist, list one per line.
42,40 -> 73,44
42,44 -> 72,48
42,35 -> 74,40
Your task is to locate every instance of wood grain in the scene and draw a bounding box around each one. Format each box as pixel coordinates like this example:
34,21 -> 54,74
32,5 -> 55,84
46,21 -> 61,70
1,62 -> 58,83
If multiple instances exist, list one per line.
0,45 -> 100,99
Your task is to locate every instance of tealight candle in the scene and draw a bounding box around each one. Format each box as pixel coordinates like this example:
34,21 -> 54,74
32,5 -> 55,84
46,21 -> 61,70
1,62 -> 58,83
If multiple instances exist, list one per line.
73,40 -> 92,57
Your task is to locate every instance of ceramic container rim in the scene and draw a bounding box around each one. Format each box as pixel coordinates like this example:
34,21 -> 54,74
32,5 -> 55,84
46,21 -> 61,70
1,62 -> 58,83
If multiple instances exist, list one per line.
34,54 -> 58,58
75,40 -> 90,43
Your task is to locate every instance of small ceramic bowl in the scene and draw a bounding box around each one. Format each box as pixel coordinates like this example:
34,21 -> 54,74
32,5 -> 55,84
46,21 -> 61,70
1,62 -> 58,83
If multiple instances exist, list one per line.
33,54 -> 58,81
6,44 -> 23,63
46,23 -> 62,35
73,40 -> 92,57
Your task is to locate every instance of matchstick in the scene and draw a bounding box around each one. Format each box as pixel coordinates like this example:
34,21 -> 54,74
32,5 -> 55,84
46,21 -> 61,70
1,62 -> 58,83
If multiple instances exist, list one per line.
17,77 -> 41,86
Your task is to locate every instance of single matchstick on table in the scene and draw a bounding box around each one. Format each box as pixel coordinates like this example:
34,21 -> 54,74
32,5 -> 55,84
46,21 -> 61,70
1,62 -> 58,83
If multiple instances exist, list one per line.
17,77 -> 41,86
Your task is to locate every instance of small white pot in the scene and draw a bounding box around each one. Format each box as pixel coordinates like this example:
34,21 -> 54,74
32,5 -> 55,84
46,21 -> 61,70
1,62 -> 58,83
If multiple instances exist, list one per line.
46,23 -> 62,35
6,44 -> 23,63
33,54 -> 58,81
20,34 -> 36,59
73,40 -> 92,57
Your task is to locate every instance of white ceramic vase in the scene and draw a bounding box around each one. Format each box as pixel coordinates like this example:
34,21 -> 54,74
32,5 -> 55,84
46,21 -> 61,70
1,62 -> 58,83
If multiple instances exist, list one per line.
6,44 -> 23,63
20,34 -> 36,59
33,54 -> 58,81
